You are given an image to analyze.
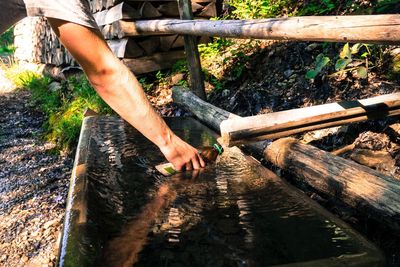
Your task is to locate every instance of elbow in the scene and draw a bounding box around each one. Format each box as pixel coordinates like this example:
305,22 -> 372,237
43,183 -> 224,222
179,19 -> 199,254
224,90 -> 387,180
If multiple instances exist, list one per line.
86,59 -> 124,96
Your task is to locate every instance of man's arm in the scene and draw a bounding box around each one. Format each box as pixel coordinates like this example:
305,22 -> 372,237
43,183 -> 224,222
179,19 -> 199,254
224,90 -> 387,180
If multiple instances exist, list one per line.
47,18 -> 205,170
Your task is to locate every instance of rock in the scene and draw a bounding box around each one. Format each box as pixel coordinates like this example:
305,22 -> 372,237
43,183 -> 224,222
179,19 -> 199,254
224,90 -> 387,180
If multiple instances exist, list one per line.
350,149 -> 396,173
21,255 -> 29,262
283,69 -> 294,78
221,89 -> 230,98
305,43 -> 319,52
171,73 -> 185,85
48,82 -> 61,93
43,219 -> 59,230
354,131 -> 391,150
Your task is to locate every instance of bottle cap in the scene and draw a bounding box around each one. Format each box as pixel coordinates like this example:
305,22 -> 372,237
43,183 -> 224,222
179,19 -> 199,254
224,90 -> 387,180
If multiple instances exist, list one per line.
213,143 -> 224,155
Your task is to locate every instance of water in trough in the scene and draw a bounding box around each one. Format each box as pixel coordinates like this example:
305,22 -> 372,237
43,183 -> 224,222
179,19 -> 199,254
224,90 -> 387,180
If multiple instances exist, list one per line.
59,116 -> 383,267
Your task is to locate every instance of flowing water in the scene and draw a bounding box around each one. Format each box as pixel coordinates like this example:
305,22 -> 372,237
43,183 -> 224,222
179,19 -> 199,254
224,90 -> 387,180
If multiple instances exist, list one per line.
60,116 -> 382,267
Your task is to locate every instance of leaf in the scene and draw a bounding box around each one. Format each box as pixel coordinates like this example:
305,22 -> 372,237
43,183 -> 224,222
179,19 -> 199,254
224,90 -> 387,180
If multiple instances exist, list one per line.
351,43 -> 362,54
335,58 -> 352,71
340,43 -> 352,59
361,52 -> 369,58
354,66 -> 368,79
315,54 -> 330,72
305,70 -> 318,79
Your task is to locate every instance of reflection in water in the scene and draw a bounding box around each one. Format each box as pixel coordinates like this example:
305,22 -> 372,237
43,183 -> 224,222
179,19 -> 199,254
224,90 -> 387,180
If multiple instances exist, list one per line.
71,117 -> 375,267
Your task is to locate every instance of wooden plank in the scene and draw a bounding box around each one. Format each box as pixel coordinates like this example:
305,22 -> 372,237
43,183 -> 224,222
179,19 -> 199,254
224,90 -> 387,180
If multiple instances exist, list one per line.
139,2 -> 162,18
94,2 -> 141,26
220,93 -> 400,145
123,50 -> 185,74
198,2 -> 217,17
178,0 -> 206,100
117,15 -> 400,44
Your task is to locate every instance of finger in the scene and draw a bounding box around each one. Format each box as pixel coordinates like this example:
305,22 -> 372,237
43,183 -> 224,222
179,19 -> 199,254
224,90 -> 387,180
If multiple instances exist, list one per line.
191,169 -> 200,180
173,162 -> 184,172
198,153 -> 206,168
191,156 -> 200,170
185,162 -> 193,171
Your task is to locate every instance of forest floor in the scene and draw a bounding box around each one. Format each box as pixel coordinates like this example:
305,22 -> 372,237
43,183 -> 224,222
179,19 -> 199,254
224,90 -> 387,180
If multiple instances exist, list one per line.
1,40 -> 400,266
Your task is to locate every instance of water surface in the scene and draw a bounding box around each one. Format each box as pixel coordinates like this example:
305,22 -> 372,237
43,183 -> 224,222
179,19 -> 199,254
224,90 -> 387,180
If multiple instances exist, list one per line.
61,116 -> 382,267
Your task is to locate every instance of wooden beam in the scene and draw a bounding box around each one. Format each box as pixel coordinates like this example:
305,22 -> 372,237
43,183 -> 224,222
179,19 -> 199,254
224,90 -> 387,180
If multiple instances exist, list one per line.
123,50 -> 185,74
116,15 -> 400,44
172,86 -> 400,232
178,0 -> 206,100
221,93 -> 400,146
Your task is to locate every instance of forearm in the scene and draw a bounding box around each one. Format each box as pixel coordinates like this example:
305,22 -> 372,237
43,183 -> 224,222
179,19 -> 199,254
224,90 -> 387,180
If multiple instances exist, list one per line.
89,58 -> 173,148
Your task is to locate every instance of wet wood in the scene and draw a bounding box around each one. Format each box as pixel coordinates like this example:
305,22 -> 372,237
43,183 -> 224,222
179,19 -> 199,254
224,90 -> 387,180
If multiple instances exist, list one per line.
117,15 -> 400,44
178,0 -> 206,100
172,86 -> 239,131
221,93 -> 400,146
264,138 -> 400,231
123,50 -> 185,74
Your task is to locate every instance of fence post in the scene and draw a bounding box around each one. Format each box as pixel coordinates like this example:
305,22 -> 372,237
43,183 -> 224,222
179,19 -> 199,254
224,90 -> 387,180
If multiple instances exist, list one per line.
177,0 -> 206,100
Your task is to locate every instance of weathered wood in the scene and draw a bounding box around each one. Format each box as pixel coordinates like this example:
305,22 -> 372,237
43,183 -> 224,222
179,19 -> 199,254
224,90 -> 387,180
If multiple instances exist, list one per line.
158,2 -> 204,17
93,2 -> 141,26
107,38 -> 144,58
139,2 -> 162,18
172,86 -> 400,232
123,50 -> 185,74
137,37 -> 161,55
172,86 -> 239,131
264,138 -> 400,231
178,0 -> 206,100
198,2 -> 216,18
159,35 -> 179,51
221,93 -> 400,146
117,15 -> 400,44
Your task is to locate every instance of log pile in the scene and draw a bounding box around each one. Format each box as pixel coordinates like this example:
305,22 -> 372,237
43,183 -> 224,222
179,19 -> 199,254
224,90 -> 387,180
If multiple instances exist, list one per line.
14,17 -> 76,66
13,0 -> 218,74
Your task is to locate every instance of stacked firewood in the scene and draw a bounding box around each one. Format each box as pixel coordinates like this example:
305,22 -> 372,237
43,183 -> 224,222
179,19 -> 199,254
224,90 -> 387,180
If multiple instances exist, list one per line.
14,17 -> 75,66
13,0 -> 218,74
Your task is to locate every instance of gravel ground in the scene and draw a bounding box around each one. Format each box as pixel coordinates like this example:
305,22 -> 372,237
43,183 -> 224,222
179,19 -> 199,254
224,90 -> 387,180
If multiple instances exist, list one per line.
0,83 -> 73,266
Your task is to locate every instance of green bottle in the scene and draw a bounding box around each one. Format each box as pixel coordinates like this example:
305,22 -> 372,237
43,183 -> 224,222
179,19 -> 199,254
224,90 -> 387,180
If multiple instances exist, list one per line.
155,143 -> 223,176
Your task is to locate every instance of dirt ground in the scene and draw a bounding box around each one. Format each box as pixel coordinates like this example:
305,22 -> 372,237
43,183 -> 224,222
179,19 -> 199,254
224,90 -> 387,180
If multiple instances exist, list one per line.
0,77 -> 73,266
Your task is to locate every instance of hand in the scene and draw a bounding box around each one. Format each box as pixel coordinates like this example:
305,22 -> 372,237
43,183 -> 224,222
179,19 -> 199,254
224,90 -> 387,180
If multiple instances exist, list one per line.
159,134 -> 206,171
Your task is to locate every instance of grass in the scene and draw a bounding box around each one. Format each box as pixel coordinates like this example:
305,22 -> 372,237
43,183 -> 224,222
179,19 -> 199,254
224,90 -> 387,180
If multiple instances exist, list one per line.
6,66 -> 112,152
0,27 -> 15,55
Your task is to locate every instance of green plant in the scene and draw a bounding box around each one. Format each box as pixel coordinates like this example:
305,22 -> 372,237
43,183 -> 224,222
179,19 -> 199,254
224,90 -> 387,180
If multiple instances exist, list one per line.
0,27 -> 15,55
228,0 -> 292,19
305,54 -> 330,79
332,43 -> 370,79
